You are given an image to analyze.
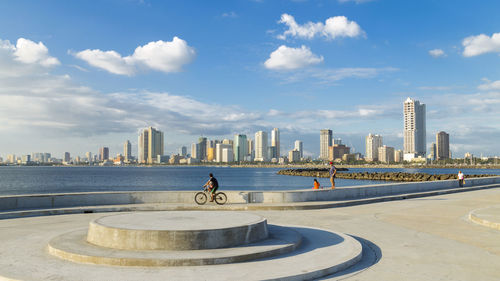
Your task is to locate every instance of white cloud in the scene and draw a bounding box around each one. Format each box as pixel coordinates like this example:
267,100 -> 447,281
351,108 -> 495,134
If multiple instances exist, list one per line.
1,38 -> 60,68
222,11 -> 238,18
277,13 -> 365,40
462,32 -> 500,57
74,37 -> 196,76
429,49 -> 446,58
478,80 -> 500,91
264,45 -> 323,70
338,0 -> 374,3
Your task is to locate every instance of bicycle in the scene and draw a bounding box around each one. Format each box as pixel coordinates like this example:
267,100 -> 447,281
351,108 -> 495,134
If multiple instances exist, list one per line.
195,187 -> 227,205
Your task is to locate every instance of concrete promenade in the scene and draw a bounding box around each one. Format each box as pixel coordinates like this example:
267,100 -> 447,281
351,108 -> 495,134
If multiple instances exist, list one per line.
0,186 -> 499,280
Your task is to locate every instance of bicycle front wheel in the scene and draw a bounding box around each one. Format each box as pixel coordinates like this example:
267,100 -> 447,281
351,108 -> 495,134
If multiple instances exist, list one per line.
214,192 -> 227,205
195,192 -> 207,205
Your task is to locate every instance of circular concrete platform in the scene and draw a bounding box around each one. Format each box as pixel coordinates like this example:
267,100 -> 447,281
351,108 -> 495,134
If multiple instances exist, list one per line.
469,205 -> 500,230
87,211 -> 268,250
48,225 -> 301,266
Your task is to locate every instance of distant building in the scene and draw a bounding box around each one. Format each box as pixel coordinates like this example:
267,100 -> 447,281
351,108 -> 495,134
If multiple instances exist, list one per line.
99,147 -> 109,161
289,150 -> 301,162
64,152 -> 71,163
191,143 -> 199,160
329,144 -> 350,161
404,97 -> 426,161
366,134 -> 383,161
222,147 -> 234,163
179,146 -> 187,157
85,152 -> 92,163
294,140 -> 303,159
138,126 -> 164,164
7,154 -> 15,164
216,143 -> 233,163
436,131 -> 450,160
198,137 -> 207,161
378,145 -> 395,163
254,131 -> 268,162
21,155 -> 31,164
207,147 -> 215,161
271,128 -> 280,159
247,139 -> 254,160
394,150 -> 403,163
320,129 -> 333,160
234,134 -> 248,162
267,146 -> 276,161
429,142 -> 437,161
124,140 -> 132,162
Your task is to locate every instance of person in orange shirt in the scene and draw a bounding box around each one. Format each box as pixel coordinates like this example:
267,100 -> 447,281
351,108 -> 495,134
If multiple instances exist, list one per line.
313,178 -> 321,189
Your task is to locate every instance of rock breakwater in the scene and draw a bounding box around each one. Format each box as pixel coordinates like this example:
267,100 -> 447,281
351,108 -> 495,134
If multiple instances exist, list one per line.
277,168 -> 495,182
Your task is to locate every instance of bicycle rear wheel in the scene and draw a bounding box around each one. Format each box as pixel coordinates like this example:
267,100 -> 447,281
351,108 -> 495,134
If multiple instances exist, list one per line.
214,192 -> 227,205
195,192 -> 207,205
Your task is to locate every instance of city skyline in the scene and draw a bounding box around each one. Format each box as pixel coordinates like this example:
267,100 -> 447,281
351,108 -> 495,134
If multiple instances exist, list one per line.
1,1 -> 500,158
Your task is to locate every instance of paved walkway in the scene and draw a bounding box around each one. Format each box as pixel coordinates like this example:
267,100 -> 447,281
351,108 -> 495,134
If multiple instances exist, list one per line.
469,205 -> 500,230
0,187 -> 499,280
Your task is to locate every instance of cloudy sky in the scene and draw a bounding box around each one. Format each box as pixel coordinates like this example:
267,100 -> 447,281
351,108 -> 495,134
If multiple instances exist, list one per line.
0,0 -> 499,159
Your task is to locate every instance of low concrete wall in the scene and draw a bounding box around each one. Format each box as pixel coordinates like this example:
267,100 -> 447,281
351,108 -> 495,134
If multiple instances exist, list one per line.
0,176 -> 499,210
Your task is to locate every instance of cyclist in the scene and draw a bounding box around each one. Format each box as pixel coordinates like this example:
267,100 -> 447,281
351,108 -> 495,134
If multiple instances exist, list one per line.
203,173 -> 219,202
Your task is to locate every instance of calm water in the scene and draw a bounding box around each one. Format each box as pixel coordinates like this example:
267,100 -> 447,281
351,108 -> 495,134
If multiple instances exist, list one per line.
0,166 -> 498,195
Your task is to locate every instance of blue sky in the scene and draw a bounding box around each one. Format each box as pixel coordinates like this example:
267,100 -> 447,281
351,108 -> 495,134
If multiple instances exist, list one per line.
0,0 -> 499,159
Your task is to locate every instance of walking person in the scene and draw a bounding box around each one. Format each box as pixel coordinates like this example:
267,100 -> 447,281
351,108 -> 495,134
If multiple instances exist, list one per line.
457,171 -> 465,187
329,162 -> 337,189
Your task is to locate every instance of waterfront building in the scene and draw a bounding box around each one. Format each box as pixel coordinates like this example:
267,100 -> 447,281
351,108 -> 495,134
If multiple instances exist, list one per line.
216,143 -> 232,162
124,140 -> 132,162
207,147 -> 215,161
378,145 -> 395,163
289,150 -> 301,162
222,139 -> 233,145
294,140 -> 303,159
21,155 -> 31,164
7,154 -> 15,164
328,144 -> 350,161
31,153 -> 51,163
198,137 -> 207,161
254,131 -> 268,162
234,134 -> 248,162
365,134 -> 383,162
169,154 -> 180,164
429,143 -> 437,161
271,128 -> 280,159
320,129 -> 333,160
403,97 -> 426,161
64,152 -> 71,163
179,146 -> 187,157
247,139 -> 254,160
222,147 -> 234,163
191,143 -> 199,160
436,131 -> 450,161
334,138 -> 342,145
99,147 -> 109,161
85,152 -> 92,163
394,150 -> 403,163
138,126 -> 164,164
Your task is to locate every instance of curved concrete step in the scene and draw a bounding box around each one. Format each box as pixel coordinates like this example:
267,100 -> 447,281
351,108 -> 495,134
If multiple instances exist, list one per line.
469,205 -> 500,230
48,225 -> 301,266
87,211 -> 268,250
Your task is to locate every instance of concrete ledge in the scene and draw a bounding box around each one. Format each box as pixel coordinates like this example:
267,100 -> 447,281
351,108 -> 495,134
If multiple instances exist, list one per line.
468,205 -> 500,231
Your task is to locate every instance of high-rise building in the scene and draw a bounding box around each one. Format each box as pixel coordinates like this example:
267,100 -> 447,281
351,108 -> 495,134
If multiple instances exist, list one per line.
64,152 -> 71,163
234,134 -> 248,162
436,131 -> 450,160
378,145 -> 395,163
365,134 -> 383,161
179,146 -> 187,157
294,140 -> 303,159
99,147 -> 109,161
138,126 -> 164,164
328,144 -> 350,161
404,97 -> 426,161
7,154 -> 15,164
222,147 -> 234,163
124,140 -> 132,162
254,131 -> 268,162
85,152 -> 92,163
198,137 -> 207,161
394,150 -> 403,163
289,150 -> 301,162
191,143 -> 199,159
216,143 -> 232,162
320,129 -> 332,160
247,139 -> 254,160
207,147 -> 215,161
271,128 -> 280,159
429,142 -> 437,161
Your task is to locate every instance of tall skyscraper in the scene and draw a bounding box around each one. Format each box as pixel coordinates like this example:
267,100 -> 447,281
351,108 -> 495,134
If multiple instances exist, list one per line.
191,143 -> 199,159
85,152 -> 92,163
198,137 -> 207,161
179,146 -> 187,157
436,131 -> 450,160
138,126 -> 164,164
247,139 -> 254,160
254,131 -> 268,162
429,142 -> 437,161
124,140 -> 132,162
99,147 -> 109,161
64,152 -> 71,163
378,145 -> 395,163
365,133 -> 383,161
320,129 -> 332,160
403,97 -> 426,160
234,134 -> 248,162
271,128 -> 280,159
294,140 -> 303,159
215,143 -> 232,162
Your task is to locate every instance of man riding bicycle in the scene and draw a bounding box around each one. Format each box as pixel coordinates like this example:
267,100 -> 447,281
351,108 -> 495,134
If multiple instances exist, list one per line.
203,173 -> 219,202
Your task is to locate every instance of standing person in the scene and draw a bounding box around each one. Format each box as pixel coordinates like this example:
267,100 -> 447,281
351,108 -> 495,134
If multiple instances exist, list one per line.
203,173 -> 219,202
457,171 -> 465,187
313,179 -> 321,189
329,162 -> 337,189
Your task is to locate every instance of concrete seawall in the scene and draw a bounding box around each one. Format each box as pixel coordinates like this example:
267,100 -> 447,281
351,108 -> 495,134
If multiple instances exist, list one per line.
1,176 -> 500,211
